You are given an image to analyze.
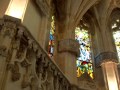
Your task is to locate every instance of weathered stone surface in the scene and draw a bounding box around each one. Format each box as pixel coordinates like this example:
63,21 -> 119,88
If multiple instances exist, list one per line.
58,39 -> 80,56
78,72 -> 97,90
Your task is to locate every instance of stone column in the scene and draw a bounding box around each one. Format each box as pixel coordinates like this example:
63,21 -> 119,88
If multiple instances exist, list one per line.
0,15 -> 20,90
95,52 -> 120,90
93,22 -> 120,90
55,38 -> 79,87
53,0 -> 97,87
54,21 -> 79,85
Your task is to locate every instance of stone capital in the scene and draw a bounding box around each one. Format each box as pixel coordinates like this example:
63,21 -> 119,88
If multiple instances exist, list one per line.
58,39 -> 80,56
95,52 -> 119,67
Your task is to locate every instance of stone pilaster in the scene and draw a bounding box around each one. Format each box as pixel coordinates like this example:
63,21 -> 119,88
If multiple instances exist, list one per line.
95,52 -> 120,90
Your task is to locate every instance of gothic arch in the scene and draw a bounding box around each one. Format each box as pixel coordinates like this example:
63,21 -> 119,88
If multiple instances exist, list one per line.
109,8 -> 120,61
75,9 -> 99,78
109,8 -> 120,27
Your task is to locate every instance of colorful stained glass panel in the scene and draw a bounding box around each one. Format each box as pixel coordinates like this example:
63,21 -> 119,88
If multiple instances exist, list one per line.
113,31 -> 120,60
48,16 -> 55,57
75,27 -> 93,78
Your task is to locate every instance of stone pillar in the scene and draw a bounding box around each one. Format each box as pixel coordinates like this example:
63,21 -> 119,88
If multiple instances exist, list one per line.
0,15 -> 20,90
93,22 -> 120,89
95,52 -> 120,90
53,0 -> 97,87
55,39 -> 79,86
101,62 -> 120,90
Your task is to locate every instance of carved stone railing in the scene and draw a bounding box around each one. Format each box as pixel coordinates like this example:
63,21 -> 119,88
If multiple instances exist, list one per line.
0,15 -> 72,90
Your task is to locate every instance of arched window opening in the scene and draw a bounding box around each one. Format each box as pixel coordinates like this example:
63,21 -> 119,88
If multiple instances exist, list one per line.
112,18 -> 120,61
75,21 -> 93,79
48,16 -> 55,57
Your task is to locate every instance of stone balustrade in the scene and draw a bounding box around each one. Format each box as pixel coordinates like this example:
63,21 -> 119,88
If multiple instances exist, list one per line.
0,15 -> 73,90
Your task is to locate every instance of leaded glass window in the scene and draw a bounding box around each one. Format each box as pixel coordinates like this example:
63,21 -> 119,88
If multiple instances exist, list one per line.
112,19 -> 120,61
113,31 -> 120,60
75,27 -> 93,79
48,16 -> 55,57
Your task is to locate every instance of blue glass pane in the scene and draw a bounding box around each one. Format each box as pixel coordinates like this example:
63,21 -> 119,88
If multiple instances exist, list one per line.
48,16 -> 55,57
75,27 -> 93,78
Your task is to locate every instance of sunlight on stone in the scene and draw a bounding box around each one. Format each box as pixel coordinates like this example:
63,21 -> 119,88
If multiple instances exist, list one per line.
101,62 -> 119,90
5,0 -> 28,21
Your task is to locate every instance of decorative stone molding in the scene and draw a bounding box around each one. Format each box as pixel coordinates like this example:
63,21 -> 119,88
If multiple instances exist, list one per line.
3,15 -> 21,24
58,39 -> 80,56
95,52 -> 119,67
8,62 -> 21,81
21,58 -> 31,67
1,15 -> 20,39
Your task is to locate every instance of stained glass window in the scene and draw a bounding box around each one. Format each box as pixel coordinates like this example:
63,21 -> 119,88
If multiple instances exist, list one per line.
48,16 -> 55,57
111,18 -> 120,61
75,27 -> 93,78
113,31 -> 120,60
